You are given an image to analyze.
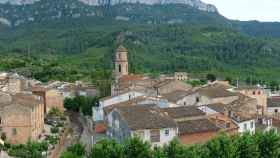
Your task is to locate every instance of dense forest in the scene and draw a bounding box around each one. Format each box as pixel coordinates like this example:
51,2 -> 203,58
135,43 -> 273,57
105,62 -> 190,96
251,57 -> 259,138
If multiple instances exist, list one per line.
0,2 -> 280,84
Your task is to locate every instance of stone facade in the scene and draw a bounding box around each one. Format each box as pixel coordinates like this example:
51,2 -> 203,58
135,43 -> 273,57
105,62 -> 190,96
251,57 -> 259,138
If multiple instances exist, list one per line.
115,45 -> 129,80
154,80 -> 192,95
179,131 -> 217,145
235,87 -> 267,114
174,72 -> 188,81
0,92 -> 44,144
32,87 -> 64,114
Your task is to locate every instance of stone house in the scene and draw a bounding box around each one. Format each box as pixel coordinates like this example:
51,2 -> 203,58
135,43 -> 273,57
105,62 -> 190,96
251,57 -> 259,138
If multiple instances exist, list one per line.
0,92 -> 44,144
153,80 -> 192,95
106,105 -> 177,147
234,86 -> 267,114
200,98 -> 257,134
195,84 -> 239,106
174,72 -> 188,81
93,90 -> 145,121
161,106 -> 222,144
177,119 -> 220,144
267,97 -> 280,115
161,90 -> 200,107
32,86 -> 64,114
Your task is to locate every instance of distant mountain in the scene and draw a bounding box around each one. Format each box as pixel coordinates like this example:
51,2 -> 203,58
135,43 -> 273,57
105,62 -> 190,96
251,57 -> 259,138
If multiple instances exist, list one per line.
0,0 -> 217,12
0,0 -> 280,81
0,0 -> 223,27
0,0 -> 279,39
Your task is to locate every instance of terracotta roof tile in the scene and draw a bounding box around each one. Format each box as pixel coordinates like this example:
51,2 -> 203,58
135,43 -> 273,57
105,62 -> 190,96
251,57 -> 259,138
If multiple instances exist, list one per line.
178,119 -> 219,134
116,105 -> 177,130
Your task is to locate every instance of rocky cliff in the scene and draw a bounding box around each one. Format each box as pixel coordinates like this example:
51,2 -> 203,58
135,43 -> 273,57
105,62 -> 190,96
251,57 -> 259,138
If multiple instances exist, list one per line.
0,0 -> 217,12
79,0 -> 217,12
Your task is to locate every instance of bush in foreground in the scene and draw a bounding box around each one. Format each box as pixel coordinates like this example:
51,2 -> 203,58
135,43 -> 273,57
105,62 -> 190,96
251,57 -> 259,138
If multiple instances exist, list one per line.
61,130 -> 280,158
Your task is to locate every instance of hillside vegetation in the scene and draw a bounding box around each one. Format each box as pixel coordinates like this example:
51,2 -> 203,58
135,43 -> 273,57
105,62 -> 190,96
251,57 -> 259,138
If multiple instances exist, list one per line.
0,3 -> 280,83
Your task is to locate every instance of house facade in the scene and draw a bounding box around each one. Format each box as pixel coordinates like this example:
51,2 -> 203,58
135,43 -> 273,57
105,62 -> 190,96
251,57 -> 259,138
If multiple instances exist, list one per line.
106,105 -> 177,147
0,92 -> 44,144
94,90 -> 145,121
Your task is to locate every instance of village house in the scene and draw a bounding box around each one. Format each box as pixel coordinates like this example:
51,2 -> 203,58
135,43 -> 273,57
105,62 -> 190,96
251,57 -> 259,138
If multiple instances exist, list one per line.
161,90 -> 199,107
0,92 -> 44,144
161,106 -> 223,144
200,98 -> 258,134
0,73 -> 30,94
195,83 -> 239,106
267,97 -> 280,116
177,119 -> 220,144
234,86 -> 267,115
153,79 -> 192,95
106,105 -> 177,147
32,86 -> 64,114
93,90 -> 146,121
174,72 -> 188,81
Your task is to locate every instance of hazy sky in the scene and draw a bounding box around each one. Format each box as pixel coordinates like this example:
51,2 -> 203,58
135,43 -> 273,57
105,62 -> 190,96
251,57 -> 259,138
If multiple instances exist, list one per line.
201,0 -> 280,22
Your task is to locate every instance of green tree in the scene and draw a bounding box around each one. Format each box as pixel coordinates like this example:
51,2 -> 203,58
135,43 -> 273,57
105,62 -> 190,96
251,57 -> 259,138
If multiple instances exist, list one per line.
123,137 -> 152,158
255,130 -> 280,158
90,139 -> 123,158
206,74 -> 216,82
234,133 -> 260,158
206,134 -> 237,158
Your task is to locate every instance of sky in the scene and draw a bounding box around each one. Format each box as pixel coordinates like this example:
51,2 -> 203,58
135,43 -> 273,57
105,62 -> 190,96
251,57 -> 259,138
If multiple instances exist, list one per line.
201,0 -> 280,22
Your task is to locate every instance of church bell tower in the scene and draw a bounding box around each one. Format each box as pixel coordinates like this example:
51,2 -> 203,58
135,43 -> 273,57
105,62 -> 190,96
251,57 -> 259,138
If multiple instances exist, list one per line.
115,45 -> 128,79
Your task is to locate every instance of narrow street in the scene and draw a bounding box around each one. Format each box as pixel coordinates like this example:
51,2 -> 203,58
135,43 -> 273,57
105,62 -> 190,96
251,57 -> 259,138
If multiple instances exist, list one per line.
56,111 -> 94,157
56,111 -> 84,157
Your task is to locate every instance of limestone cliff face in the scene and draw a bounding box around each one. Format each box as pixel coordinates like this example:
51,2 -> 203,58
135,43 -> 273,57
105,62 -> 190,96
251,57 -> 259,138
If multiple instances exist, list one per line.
78,0 -> 218,12
0,0 -> 39,5
0,0 -> 217,12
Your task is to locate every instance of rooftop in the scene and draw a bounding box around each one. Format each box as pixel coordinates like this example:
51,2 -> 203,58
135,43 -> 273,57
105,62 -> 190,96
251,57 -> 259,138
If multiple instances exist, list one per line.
161,106 -> 205,119
161,90 -> 196,103
178,119 -> 220,134
197,84 -> 237,98
116,105 -> 177,130
206,103 -> 227,114
0,92 -> 43,108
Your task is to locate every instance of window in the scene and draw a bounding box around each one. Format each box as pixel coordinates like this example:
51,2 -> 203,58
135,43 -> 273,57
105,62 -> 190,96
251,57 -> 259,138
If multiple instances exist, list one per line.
165,129 -> 169,136
226,122 -> 231,128
252,91 -> 256,95
244,123 -> 247,130
196,97 -> 200,103
258,91 -> 261,95
275,109 -> 278,113
12,128 -> 17,135
184,102 -> 186,106
150,130 -> 160,143
118,64 -> 122,73
250,121 -> 254,128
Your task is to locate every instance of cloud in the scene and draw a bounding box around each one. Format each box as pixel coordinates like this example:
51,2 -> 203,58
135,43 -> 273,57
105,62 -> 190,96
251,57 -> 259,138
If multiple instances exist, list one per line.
201,0 -> 280,22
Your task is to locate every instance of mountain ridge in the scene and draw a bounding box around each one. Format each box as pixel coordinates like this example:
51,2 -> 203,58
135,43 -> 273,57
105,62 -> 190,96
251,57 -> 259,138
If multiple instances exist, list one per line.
0,0 -> 217,12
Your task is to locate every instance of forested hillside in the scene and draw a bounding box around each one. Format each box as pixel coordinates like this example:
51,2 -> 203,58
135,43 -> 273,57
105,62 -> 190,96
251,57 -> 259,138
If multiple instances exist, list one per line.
0,2 -> 280,83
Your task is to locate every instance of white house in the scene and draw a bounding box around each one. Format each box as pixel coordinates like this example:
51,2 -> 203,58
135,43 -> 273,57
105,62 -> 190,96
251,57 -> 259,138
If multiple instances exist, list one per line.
267,97 -> 280,115
93,90 -> 145,121
106,105 -> 178,147
231,115 -> 255,134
